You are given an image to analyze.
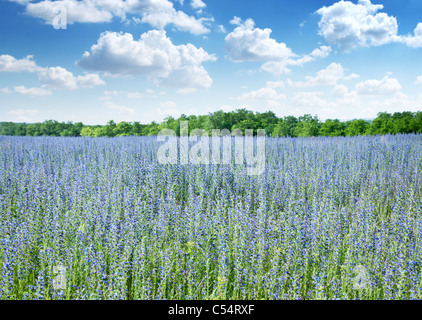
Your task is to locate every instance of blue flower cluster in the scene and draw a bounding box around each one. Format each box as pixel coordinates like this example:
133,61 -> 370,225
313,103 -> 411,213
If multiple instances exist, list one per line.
0,134 -> 421,300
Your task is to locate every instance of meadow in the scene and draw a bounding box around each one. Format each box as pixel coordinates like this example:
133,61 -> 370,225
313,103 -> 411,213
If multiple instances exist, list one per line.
0,134 -> 422,300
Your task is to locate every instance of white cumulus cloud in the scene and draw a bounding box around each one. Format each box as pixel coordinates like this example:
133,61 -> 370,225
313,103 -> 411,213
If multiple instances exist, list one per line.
405,23 -> 422,48
26,0 -> 113,24
15,0 -> 211,35
14,86 -> 52,97
0,55 -> 42,72
77,30 -> 216,92
0,53 -> 105,91
288,63 -> 358,87
38,66 -> 78,90
191,0 -> 206,9
225,17 -> 331,75
38,66 -> 105,90
355,75 -> 402,95
292,46 -> 332,66
316,0 -> 401,51
77,73 -> 106,88
261,45 -> 332,75
225,17 -> 295,62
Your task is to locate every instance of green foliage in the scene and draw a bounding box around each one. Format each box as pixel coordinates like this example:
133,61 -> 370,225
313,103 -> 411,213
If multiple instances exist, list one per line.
412,112 -> 422,133
294,114 -> 321,137
113,121 -> 132,137
80,127 -> 95,137
319,119 -> 346,137
1,110 -> 422,137
272,116 -> 298,137
345,119 -> 370,136
0,120 -> 83,137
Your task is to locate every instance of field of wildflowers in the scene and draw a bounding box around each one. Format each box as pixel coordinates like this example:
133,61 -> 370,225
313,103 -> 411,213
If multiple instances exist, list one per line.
0,134 -> 421,300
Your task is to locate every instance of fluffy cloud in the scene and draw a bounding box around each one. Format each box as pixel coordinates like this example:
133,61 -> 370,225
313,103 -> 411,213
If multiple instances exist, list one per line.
405,23 -> 422,48
316,0 -> 401,51
15,0 -> 211,35
26,0 -> 112,24
288,63 -> 358,87
77,30 -> 216,92
225,17 -> 331,75
191,0 -> 206,9
238,85 -> 286,108
77,73 -> 106,88
316,0 -> 422,51
305,63 -> 347,86
332,84 -> 350,98
14,86 -> 52,97
355,75 -> 402,95
38,66 -> 78,90
225,17 -> 295,62
416,75 -> 422,85
140,5 -> 212,35
158,65 -> 214,93
0,53 -> 105,93
38,67 -> 105,90
291,46 -> 332,66
0,55 -> 41,72
261,45 -> 331,75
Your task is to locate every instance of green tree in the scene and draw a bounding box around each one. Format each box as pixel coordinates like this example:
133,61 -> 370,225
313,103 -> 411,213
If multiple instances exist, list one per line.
94,126 -> 107,137
131,122 -> 145,136
0,122 -> 17,136
294,114 -> 321,137
231,118 -> 259,134
391,112 -> 414,134
319,119 -> 346,137
208,110 -> 232,131
146,122 -> 160,136
411,111 -> 422,133
272,116 -> 298,137
15,124 -> 27,136
367,112 -> 393,135
26,124 -> 40,136
3,109 -> 422,138
345,119 -> 370,136
113,122 -> 133,136
80,127 -> 96,137
105,120 -> 117,137
256,111 -> 278,135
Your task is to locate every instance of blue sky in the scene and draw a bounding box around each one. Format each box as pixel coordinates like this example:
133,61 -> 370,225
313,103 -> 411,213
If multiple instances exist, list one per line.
1,0 -> 422,125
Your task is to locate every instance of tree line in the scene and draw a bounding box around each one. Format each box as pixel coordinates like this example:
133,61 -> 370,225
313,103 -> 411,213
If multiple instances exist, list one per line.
1,110 -> 422,138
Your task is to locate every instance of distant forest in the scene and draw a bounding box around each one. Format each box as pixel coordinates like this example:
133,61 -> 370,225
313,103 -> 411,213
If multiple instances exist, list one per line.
1,110 -> 422,138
